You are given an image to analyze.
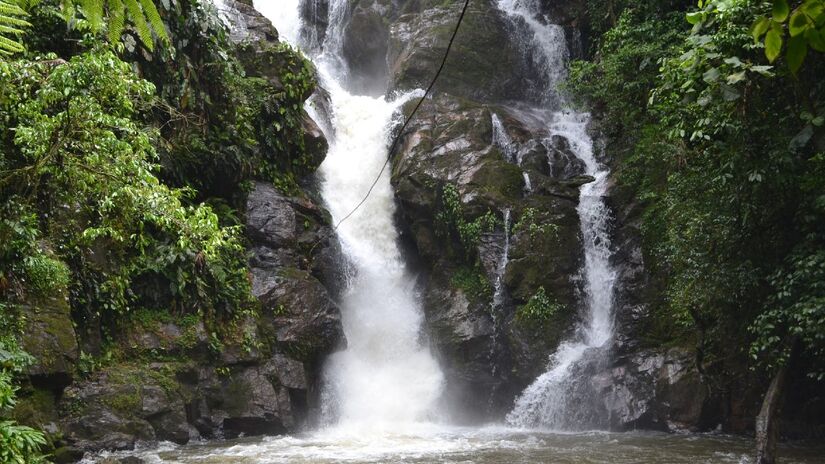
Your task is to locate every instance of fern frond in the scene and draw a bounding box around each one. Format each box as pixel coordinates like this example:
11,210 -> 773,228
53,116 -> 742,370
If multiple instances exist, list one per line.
0,30 -> 25,55
123,0 -> 152,51
138,0 -> 167,44
107,0 -> 124,43
0,0 -> 29,57
79,0 -> 104,32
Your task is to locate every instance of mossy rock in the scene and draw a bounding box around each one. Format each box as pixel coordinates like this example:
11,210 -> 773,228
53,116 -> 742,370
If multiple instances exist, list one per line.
19,288 -> 78,383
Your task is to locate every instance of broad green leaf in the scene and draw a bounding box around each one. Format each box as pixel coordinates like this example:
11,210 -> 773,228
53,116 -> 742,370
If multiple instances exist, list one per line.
772,0 -> 790,22
751,16 -> 771,42
687,11 -> 703,25
800,1 -> 825,24
786,34 -> 808,74
765,26 -> 783,62
703,67 -> 720,83
719,83 -> 741,101
727,70 -> 747,84
807,28 -> 825,51
789,9 -> 810,36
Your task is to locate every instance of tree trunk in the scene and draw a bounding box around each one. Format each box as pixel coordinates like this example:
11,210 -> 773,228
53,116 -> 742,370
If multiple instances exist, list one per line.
755,363 -> 789,464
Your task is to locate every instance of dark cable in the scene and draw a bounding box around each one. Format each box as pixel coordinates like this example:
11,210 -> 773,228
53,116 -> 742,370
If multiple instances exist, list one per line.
331,0 -> 471,231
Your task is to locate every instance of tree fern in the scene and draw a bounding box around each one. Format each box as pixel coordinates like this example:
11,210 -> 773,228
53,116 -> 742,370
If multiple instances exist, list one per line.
0,0 -> 30,56
76,0 -> 169,51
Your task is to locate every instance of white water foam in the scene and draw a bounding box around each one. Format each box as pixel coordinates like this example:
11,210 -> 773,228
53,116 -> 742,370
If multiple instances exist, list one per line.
258,0 -> 444,435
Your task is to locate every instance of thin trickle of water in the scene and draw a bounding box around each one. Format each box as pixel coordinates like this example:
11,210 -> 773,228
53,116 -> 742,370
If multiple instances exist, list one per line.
486,208 -> 511,412
523,172 -> 533,193
497,0 -> 618,430
492,208 -> 511,310
491,113 -> 518,164
260,0 -> 444,434
495,0 -> 568,106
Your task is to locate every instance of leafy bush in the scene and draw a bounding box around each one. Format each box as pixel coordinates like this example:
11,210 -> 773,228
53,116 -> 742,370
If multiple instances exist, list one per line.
517,286 -> 562,322
0,50 -> 252,324
0,338 -> 46,463
436,183 -> 498,260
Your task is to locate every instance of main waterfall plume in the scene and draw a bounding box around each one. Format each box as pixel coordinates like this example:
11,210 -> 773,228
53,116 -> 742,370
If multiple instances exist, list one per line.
258,0 -> 444,431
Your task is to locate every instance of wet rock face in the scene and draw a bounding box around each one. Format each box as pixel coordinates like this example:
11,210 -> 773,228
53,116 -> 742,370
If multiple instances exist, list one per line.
389,92 -> 589,419
340,0 -> 396,94
58,357 -> 313,451
53,182 -> 344,454
246,181 -> 346,358
591,348 -> 718,432
219,0 -> 279,45
388,0 -> 538,103
19,290 -> 77,388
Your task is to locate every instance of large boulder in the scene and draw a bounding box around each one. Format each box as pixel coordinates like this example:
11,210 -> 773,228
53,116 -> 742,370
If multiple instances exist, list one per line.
19,289 -> 78,389
59,364 -> 193,451
246,181 -> 345,357
590,348 -> 719,431
389,94 -> 589,419
388,0 -> 540,103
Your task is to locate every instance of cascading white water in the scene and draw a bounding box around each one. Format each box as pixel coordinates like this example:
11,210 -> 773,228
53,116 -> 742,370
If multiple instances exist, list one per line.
258,0 -> 444,433
491,113 -> 517,164
497,0 -> 618,429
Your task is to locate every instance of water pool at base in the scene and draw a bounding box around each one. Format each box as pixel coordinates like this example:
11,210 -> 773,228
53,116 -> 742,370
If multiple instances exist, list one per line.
89,426 -> 825,464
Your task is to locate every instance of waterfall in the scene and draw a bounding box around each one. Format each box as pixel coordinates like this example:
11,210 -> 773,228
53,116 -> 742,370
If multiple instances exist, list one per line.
260,0 -> 444,432
496,0 -> 618,429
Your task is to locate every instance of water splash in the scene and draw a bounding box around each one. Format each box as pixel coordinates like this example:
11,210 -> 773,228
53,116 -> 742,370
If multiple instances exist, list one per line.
497,0 -> 618,430
260,0 -> 444,433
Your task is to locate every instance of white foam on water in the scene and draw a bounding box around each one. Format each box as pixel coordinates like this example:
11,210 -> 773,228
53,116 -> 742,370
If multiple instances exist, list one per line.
257,0 -> 444,436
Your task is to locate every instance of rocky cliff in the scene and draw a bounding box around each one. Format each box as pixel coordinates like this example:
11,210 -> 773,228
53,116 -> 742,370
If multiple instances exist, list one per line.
10,2 -> 345,461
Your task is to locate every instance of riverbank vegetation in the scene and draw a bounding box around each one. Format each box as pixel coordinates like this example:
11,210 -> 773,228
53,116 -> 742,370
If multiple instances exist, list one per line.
570,0 -> 824,447
0,0 -> 315,460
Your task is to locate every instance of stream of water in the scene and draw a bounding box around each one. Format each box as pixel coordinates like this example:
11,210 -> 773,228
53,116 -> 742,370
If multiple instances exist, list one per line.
498,0 -> 617,430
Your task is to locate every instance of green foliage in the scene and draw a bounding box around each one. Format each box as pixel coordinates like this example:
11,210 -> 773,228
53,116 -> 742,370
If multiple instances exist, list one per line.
0,0 -> 30,56
450,266 -> 493,303
512,207 -> 559,240
436,184 -> 498,259
748,0 -> 825,73
517,286 -> 562,322
0,50 -> 252,325
135,3 -> 317,199
0,338 -> 47,463
22,254 -> 70,295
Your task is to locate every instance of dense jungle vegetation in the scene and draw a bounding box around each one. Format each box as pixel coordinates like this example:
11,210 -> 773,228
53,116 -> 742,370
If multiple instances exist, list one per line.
570,0 -> 824,444
0,0 -> 316,460
0,0 -> 823,461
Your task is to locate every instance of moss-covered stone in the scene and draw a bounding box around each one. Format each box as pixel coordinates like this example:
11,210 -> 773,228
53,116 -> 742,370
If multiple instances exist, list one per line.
18,287 -> 78,384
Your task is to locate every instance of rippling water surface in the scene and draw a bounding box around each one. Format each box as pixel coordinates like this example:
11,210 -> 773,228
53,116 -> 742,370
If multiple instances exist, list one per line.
90,426 -> 825,464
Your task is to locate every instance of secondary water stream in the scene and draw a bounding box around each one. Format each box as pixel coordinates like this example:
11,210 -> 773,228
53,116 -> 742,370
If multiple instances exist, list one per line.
498,0 -> 617,430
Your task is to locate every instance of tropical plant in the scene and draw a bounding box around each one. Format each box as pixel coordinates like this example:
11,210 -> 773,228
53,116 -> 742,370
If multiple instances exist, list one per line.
67,0 -> 169,50
0,0 -> 30,56
0,338 -> 47,463
0,0 -> 168,57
